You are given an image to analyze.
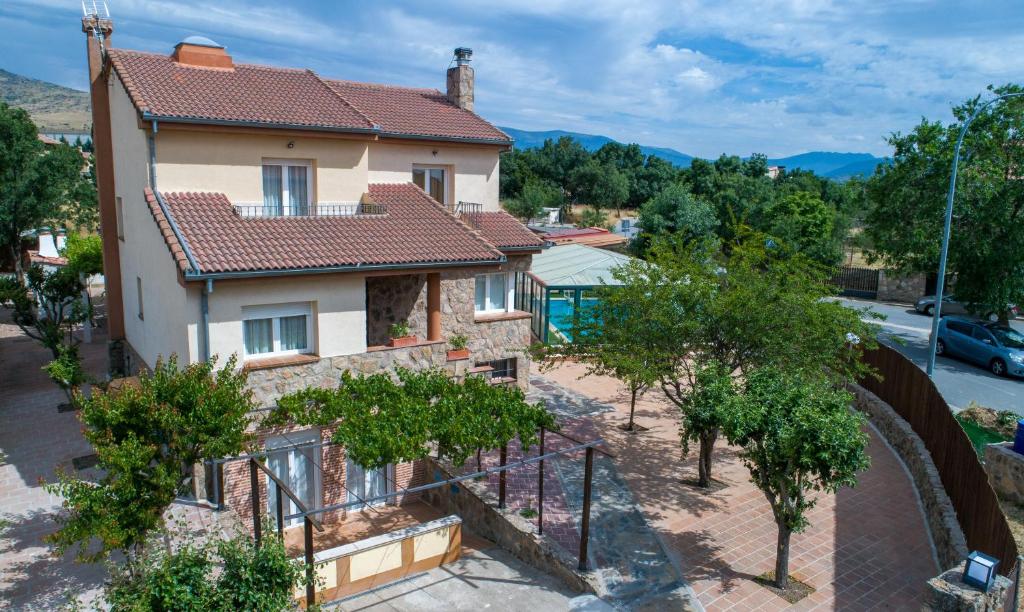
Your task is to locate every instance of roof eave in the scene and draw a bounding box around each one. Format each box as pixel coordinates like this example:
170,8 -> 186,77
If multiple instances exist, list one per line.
183,256 -> 507,281
140,111 -> 381,136
378,131 -> 513,148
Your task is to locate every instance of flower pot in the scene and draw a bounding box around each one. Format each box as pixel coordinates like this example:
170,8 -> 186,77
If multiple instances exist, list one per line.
447,348 -> 470,361
388,335 -> 418,348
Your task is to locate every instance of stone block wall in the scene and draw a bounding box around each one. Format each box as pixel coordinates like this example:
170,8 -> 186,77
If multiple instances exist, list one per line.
365,274 -> 427,346
849,383 -> 969,569
877,270 -> 926,303
984,442 -> 1024,504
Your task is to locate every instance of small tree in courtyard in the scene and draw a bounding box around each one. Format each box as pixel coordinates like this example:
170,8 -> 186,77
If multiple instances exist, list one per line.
45,355 -> 255,572
720,367 -> 869,590
680,361 -> 735,487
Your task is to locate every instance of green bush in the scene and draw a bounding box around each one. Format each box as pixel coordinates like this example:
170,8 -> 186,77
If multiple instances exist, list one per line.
388,320 -> 411,339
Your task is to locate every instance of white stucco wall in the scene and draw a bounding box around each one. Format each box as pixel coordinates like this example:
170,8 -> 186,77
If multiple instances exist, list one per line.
202,274 -> 367,365
155,131 -> 370,203
367,142 -> 501,210
109,73 -> 192,368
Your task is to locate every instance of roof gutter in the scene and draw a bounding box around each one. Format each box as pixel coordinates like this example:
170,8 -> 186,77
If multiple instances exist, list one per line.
140,111 -> 380,136
183,256 -> 507,282
499,244 -> 549,253
377,131 -> 513,147
148,119 -> 201,274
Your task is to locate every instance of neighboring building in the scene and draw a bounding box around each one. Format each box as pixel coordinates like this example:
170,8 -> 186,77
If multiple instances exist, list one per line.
536,226 -> 627,249
81,18 -> 543,529
767,165 -> 785,179
25,229 -> 67,271
611,216 -> 641,241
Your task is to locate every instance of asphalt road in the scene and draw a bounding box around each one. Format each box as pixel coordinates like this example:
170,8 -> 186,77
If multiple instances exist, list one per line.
837,298 -> 1024,415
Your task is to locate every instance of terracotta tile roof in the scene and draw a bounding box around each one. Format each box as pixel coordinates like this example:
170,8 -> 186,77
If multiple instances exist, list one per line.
144,188 -> 192,274
465,211 -> 546,251
325,80 -> 511,143
145,183 -> 506,276
109,50 -> 375,131
107,49 -> 511,143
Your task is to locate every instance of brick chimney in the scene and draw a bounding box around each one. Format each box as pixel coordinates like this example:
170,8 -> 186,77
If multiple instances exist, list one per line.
172,36 -> 233,69
446,47 -> 474,111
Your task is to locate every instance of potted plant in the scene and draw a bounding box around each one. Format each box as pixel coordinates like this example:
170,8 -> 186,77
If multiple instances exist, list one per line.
387,320 -> 418,348
447,334 -> 470,361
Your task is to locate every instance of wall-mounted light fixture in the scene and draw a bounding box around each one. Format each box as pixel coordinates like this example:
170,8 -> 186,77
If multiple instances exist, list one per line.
432,149 -> 438,156
287,140 -> 295,149
962,551 -> 999,591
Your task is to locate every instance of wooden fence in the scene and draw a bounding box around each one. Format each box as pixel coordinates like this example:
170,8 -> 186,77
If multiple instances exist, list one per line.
859,344 -> 1018,572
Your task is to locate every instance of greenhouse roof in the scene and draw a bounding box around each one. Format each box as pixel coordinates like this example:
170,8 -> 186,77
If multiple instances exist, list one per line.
529,243 -> 634,287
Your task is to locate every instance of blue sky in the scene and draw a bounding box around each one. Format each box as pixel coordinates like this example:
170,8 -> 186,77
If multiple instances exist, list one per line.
3,0 -> 1022,158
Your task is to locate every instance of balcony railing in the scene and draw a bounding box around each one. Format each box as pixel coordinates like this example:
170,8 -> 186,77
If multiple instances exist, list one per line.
453,201 -> 484,228
233,202 -> 387,218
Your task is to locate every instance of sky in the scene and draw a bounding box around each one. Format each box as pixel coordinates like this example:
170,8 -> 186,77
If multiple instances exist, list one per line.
2,0 -> 1023,158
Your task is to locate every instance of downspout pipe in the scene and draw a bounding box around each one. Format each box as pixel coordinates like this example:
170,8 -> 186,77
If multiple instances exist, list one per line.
147,119 -> 209,361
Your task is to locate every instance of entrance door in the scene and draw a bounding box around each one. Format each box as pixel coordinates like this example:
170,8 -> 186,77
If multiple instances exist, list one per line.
267,430 -> 320,528
346,457 -> 390,509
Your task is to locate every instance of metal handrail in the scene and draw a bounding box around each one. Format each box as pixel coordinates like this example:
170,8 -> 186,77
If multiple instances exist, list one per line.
233,202 -> 387,218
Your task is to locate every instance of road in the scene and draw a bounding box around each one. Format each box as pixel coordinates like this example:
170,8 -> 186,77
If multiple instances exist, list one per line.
838,298 -> 1024,415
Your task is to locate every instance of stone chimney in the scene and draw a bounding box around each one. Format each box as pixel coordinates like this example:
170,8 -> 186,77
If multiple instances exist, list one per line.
172,36 -> 233,69
446,47 -> 474,111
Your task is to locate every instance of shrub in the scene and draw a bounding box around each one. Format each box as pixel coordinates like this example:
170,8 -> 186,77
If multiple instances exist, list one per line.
388,320 -> 411,338
448,334 -> 468,350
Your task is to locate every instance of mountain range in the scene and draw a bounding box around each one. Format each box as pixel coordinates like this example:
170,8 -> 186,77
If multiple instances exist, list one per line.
499,126 -> 888,180
0,69 -> 91,133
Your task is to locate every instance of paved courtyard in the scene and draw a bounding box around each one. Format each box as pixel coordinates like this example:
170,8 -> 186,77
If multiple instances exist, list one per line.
537,361 -> 940,610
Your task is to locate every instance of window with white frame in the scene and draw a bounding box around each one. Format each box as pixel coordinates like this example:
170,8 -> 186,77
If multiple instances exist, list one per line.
241,302 -> 313,359
475,272 -> 513,314
262,159 -> 312,216
412,166 -> 447,205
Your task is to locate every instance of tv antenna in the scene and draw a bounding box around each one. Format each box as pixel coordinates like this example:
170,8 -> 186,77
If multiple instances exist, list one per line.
82,1 -> 111,56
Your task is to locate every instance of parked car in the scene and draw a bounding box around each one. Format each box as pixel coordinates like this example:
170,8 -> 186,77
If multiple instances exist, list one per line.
914,294 -> 1019,320
935,317 -> 1024,377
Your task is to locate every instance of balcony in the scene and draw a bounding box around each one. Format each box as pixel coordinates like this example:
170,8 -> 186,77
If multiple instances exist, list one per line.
233,202 -> 387,218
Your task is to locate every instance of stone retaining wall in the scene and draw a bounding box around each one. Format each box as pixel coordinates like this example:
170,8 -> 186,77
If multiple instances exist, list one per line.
984,442 -> 1024,504
877,270 -> 926,304
849,383 -> 969,568
422,457 -> 593,595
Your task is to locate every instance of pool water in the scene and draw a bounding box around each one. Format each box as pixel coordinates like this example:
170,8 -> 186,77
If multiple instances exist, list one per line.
547,298 -> 600,342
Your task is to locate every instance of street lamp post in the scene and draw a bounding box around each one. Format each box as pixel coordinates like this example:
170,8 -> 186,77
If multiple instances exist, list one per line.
925,92 -> 1024,377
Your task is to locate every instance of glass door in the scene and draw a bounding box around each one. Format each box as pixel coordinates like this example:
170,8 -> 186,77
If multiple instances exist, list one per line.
267,430 -> 320,528
346,457 -> 389,509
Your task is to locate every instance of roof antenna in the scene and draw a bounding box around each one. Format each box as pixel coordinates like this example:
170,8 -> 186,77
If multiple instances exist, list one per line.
81,1 -> 111,56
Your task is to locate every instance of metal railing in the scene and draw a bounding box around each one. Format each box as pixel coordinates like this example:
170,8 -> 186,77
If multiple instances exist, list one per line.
454,201 -> 484,228
233,202 -> 387,218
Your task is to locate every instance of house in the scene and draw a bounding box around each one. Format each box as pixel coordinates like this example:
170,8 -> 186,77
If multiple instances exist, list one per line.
611,216 -> 641,241
81,17 -> 543,530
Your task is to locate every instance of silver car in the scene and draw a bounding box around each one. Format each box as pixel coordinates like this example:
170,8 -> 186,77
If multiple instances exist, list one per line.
914,295 -> 1019,321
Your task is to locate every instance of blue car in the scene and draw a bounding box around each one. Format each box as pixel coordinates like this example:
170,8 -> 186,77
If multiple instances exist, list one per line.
936,317 -> 1024,377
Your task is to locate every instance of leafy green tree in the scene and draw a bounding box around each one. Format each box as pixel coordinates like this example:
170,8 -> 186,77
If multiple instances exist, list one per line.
0,264 -> 87,359
636,183 -> 718,254
103,528 -> 302,611
62,233 -> 103,277
45,355 -> 255,570
865,84 -> 1024,321
503,179 -> 563,220
680,361 -> 735,487
720,367 -> 869,589
763,191 -> 840,264
578,204 -> 610,230
0,104 -> 94,283
569,160 -> 630,214
632,155 -> 680,209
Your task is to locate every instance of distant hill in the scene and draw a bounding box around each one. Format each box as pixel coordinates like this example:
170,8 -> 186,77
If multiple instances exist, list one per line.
499,127 -> 695,167
499,126 -> 888,179
0,69 -> 91,133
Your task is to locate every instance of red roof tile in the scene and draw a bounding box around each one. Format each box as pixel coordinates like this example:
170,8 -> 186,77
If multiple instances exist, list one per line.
108,49 -> 511,144
109,50 -> 375,131
466,211 -> 546,250
145,183 -> 506,276
326,80 -> 510,143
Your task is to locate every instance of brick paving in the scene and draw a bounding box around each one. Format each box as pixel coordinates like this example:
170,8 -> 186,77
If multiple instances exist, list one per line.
538,361 -> 940,610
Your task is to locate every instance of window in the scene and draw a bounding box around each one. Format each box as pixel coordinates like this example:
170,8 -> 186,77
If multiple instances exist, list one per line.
136,277 -> 144,320
116,196 -> 125,240
412,166 -> 447,204
475,357 -> 517,382
262,160 -> 312,216
947,321 -> 973,336
242,302 -> 313,359
475,272 -> 513,314
972,327 -> 996,344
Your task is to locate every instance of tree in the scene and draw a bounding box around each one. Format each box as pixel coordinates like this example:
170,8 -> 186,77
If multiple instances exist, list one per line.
62,233 -> 104,277
0,104 -> 94,283
763,191 -> 840,264
865,84 -> 1024,321
570,160 -> 629,214
636,183 -> 718,254
45,355 -> 255,570
680,361 -> 735,487
578,204 -> 610,230
0,264 -> 87,359
720,367 -> 869,589
503,179 -> 563,221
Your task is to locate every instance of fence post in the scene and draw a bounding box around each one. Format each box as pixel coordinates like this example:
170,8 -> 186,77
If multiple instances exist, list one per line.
538,427 -> 545,535
249,458 -> 261,547
275,487 -> 285,537
579,446 -> 594,571
304,516 -> 315,606
499,444 -> 507,509
1013,555 -> 1022,612
211,459 -> 222,510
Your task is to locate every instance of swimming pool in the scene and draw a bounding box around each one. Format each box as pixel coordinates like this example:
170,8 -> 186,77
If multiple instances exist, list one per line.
547,297 -> 600,342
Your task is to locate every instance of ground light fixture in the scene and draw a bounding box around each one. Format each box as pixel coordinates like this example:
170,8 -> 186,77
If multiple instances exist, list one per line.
962,551 -> 999,591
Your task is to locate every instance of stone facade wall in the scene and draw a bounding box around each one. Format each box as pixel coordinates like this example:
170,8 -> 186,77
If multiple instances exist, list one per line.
877,270 -> 926,304
849,383 -> 969,568
365,274 -> 427,346
422,457 -> 592,594
984,442 -> 1024,504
